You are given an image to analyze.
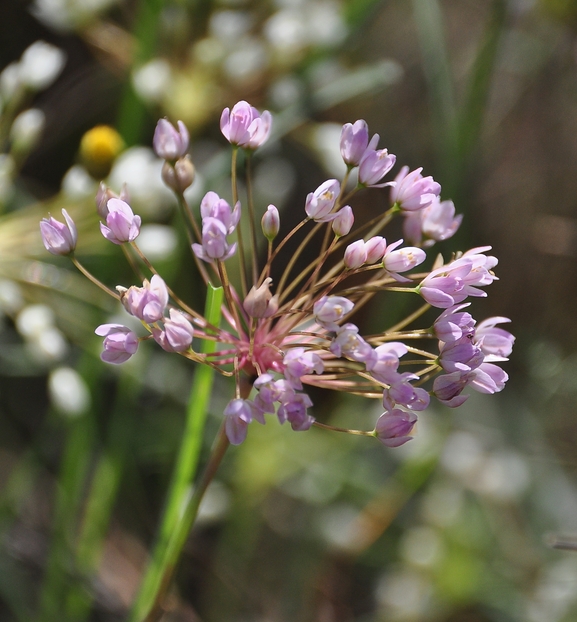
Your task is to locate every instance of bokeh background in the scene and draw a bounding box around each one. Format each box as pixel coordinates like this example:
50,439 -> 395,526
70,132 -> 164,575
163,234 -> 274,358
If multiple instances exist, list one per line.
1,0 -> 577,620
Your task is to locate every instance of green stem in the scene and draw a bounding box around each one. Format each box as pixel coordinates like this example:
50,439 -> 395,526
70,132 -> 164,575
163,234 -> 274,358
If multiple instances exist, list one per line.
129,284 -> 224,622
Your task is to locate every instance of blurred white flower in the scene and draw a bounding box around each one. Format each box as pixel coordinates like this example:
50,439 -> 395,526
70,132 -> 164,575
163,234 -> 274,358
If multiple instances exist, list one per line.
49,366 -> 91,417
10,108 -> 45,154
0,280 -> 24,315
137,225 -> 178,262
61,165 -> 97,198
132,59 -> 172,104
30,0 -> 118,32
19,41 -> 66,90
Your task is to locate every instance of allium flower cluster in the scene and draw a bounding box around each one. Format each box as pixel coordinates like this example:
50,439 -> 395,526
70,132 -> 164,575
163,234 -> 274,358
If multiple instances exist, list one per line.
41,107 -> 514,449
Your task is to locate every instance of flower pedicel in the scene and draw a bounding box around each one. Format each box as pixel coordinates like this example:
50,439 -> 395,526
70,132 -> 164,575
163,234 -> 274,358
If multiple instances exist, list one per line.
41,107 -> 514,448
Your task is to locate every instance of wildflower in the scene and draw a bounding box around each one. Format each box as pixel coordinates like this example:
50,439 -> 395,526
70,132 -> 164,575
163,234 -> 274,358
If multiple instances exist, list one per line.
220,101 -> 272,149
121,275 -> 169,323
153,118 -> 189,161
100,198 -> 141,244
40,209 -> 77,256
95,324 -> 139,364
390,166 -> 441,212
224,399 -> 257,445
305,179 -> 340,222
474,317 -> 515,358
314,296 -> 354,331
358,146 -> 396,188
374,409 -> 417,447
43,108 -> 513,452
340,119 -> 370,167
152,309 -> 194,352
192,218 -> 237,262
19,41 -> 66,91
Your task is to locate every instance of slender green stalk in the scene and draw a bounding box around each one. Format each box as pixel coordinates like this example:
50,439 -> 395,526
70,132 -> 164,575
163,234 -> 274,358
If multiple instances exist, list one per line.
129,284 -> 224,622
244,154 -> 259,285
231,147 -> 248,296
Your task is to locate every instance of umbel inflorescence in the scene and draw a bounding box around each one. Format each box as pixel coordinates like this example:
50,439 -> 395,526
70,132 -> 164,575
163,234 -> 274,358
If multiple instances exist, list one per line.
41,102 -> 514,447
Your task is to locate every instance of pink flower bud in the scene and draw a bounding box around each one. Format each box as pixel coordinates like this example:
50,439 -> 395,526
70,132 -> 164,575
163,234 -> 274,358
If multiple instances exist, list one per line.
344,240 -> 367,269
332,205 -> 354,237
220,101 -> 272,150
153,118 -> 189,161
262,204 -> 280,240
340,120 -> 370,167
374,409 -> 417,447
365,236 -> 387,264
40,208 -> 77,256
95,323 -> 139,364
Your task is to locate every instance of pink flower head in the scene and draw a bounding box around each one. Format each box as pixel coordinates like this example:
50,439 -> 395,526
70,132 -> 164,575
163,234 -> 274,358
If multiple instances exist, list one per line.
314,295 -> 355,331
95,323 -> 139,364
332,205 -> 354,237
40,208 -> 77,256
220,101 -> 272,150
340,120 -> 370,166
283,348 -> 324,390
153,118 -> 189,161
390,166 -> 441,212
122,274 -> 169,323
152,309 -> 194,352
100,198 -> 141,245
375,409 -> 417,447
474,317 -> 515,359
192,218 -> 237,262
200,191 -> 240,234
358,146 -> 396,188
305,179 -> 340,222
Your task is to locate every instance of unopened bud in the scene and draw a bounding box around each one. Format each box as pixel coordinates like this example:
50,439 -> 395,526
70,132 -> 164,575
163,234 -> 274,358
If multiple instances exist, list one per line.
243,278 -> 278,318
262,204 -> 280,240
331,205 -> 354,237
162,156 -> 195,193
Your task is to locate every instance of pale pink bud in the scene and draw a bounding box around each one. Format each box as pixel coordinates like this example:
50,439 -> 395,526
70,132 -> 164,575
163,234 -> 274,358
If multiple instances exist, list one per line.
153,118 -> 189,161
262,204 -> 280,240
340,120 -> 370,166
344,240 -> 367,269
332,205 -> 354,237
365,236 -> 387,264
220,101 -> 272,150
